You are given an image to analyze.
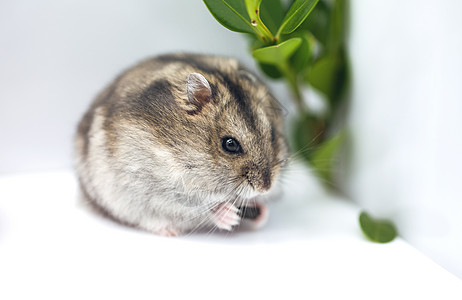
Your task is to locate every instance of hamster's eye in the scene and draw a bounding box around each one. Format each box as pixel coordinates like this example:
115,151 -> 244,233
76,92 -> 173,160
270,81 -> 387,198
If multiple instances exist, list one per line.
221,137 -> 242,154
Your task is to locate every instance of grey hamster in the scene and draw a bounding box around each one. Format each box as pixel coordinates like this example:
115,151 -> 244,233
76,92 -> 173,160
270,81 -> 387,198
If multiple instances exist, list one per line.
74,53 -> 288,236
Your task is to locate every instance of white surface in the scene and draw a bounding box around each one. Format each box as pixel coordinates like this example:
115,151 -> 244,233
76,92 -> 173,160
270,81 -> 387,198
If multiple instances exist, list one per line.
1,164 -> 461,300
347,0 -> 462,278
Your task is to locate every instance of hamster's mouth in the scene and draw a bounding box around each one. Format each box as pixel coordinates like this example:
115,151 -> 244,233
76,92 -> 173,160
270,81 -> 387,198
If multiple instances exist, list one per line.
237,205 -> 261,220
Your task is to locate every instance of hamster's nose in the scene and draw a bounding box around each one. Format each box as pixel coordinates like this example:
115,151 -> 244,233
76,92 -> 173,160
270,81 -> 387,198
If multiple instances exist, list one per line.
259,167 -> 272,192
243,163 -> 272,193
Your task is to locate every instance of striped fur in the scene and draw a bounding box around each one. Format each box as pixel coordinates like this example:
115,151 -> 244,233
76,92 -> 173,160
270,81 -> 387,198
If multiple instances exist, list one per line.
75,53 -> 288,235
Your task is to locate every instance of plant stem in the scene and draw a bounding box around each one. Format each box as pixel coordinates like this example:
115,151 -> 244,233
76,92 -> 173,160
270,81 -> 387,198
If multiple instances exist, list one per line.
251,11 -> 274,43
245,0 -> 275,44
275,30 -> 282,43
279,61 -> 306,113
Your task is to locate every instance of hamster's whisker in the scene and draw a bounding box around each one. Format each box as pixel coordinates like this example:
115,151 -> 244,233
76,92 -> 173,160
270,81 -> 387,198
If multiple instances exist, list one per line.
287,129 -> 326,162
202,179 -> 247,234
166,175 -> 254,235
287,147 -> 315,162
232,178 -> 246,198
180,177 -> 248,233
185,213 -> 213,236
272,157 -> 289,168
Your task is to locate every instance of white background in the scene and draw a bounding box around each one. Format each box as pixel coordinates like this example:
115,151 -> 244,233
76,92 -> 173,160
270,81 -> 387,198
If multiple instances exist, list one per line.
0,0 -> 255,174
1,0 -> 461,280
347,0 -> 462,278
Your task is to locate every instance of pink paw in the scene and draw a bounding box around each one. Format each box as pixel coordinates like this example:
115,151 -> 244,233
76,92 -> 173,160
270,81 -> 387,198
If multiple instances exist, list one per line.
212,202 -> 240,231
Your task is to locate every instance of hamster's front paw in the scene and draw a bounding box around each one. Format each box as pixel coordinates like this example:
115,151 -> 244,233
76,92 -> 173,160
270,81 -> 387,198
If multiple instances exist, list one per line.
212,202 -> 240,231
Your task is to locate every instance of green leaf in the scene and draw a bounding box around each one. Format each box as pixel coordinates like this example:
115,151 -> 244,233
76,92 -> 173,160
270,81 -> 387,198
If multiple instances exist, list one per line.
306,50 -> 347,107
298,0 -> 330,46
258,62 -> 283,79
328,0 -> 347,52
260,0 -> 285,34
310,130 -> 345,183
289,32 -> 314,73
277,0 -> 319,36
359,212 -> 398,243
307,54 -> 337,98
203,0 -> 254,34
252,37 -> 302,66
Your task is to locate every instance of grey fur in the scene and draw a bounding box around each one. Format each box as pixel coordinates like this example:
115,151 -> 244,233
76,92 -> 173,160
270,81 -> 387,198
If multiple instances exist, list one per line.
74,53 -> 288,236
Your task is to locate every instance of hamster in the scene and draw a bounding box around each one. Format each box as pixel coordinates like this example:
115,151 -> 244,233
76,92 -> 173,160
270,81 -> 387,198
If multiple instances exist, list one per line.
74,53 -> 288,236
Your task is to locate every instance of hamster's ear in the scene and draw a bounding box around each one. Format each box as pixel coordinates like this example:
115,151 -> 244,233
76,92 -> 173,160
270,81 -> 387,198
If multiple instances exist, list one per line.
187,73 -> 212,109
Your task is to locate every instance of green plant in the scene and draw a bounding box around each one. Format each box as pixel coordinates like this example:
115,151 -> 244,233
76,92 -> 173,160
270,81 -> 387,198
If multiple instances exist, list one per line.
204,0 -> 347,186
359,212 -> 398,243
203,0 -> 397,243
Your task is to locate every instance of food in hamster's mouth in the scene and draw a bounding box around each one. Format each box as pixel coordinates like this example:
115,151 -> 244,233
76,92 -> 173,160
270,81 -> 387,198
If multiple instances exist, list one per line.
237,205 -> 261,220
